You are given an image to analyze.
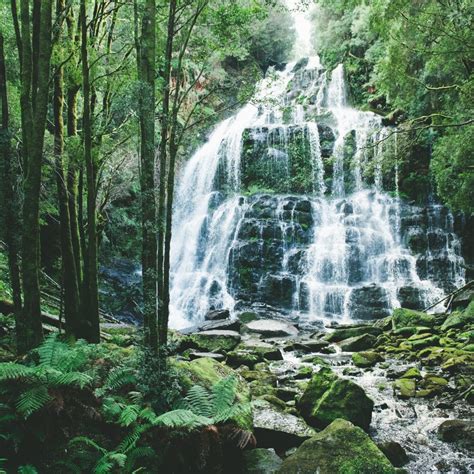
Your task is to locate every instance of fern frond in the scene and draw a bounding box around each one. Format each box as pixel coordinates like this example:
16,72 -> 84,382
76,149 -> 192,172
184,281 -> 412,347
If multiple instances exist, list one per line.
0,363 -> 35,382
117,424 -> 151,453
213,402 -> 252,425
69,436 -> 107,455
183,384 -> 213,418
118,404 -> 141,427
99,367 -> 137,395
16,386 -> 51,418
138,407 -> 158,424
50,460 -> 82,474
37,334 -> 69,368
124,447 -> 155,471
51,371 -> 92,389
93,457 -> 113,474
154,409 -> 212,430
212,376 -> 237,417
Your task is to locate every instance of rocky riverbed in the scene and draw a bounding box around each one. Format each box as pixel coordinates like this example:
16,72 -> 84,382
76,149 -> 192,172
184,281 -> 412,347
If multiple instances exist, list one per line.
171,299 -> 474,473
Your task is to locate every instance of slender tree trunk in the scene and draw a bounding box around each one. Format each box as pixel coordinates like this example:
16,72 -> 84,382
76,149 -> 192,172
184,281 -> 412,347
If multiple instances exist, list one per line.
53,0 -> 81,338
138,0 -> 158,350
20,0 -> 54,352
157,0 -> 176,347
80,0 -> 100,342
0,32 -> 23,343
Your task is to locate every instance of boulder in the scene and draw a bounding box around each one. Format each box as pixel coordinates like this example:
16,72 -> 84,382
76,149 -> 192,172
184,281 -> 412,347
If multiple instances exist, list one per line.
173,357 -> 249,401
198,318 -> 242,332
242,448 -> 282,473
252,399 -> 316,451
189,352 -> 225,362
352,351 -> 383,368
297,367 -> 374,431
226,350 -> 262,368
441,303 -> 474,331
285,340 -> 330,353
205,309 -> 230,321
349,285 -> 391,320
324,325 -> 382,342
189,330 -> 241,352
377,441 -> 409,467
278,419 -> 396,473
452,287 -> 474,310
392,308 -> 435,329
393,378 -> 416,399
339,333 -> 377,352
245,320 -> 298,338
437,419 -> 474,449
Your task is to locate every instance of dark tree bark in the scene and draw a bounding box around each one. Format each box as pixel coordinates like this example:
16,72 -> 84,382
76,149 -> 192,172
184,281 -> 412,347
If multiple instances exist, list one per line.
0,32 -> 23,344
19,0 -> 54,352
53,0 -> 81,338
79,0 -> 100,342
138,0 -> 158,350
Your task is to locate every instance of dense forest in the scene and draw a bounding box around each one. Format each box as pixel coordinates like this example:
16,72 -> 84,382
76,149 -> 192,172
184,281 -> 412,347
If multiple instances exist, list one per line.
0,0 -> 473,473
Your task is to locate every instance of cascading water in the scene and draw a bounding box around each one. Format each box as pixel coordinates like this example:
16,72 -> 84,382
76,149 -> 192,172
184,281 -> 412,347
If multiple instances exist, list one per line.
169,57 -> 465,329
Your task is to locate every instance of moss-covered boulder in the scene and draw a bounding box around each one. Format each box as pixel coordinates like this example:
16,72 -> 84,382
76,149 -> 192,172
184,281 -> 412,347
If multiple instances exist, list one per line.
297,367 -> 373,431
441,303 -> 474,331
173,357 -> 249,400
393,378 -> 416,399
243,448 -> 282,473
339,333 -> 377,352
189,329 -> 241,352
324,325 -> 382,343
352,351 -> 383,368
392,308 -> 435,329
278,419 -> 396,474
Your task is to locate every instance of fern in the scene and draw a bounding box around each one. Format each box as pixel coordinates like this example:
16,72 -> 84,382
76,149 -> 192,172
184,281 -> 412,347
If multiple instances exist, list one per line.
0,363 -> 35,381
155,409 -> 213,430
118,404 -> 141,427
183,384 -> 213,418
16,385 -> 51,418
18,466 -> 39,474
211,376 -> 237,416
37,334 -> 70,368
97,366 -> 137,396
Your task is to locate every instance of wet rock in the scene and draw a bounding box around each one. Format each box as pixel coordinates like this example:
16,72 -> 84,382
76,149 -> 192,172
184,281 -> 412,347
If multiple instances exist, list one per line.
352,351 -> 383,368
225,350 -> 262,368
297,367 -> 374,431
339,333 -> 377,352
377,441 -> 409,467
204,308 -> 230,321
198,318 -> 241,332
437,420 -> 474,449
393,378 -> 416,399
252,399 -> 316,451
284,340 -> 330,353
279,419 -> 396,474
324,325 -> 382,343
238,340 -> 284,361
452,286 -> 474,311
441,303 -> 474,331
245,320 -> 298,338
263,275 -> 296,308
190,330 -> 241,352
189,352 -> 225,362
349,285 -> 391,320
401,367 -> 422,380
397,286 -> 423,310
392,308 -> 436,329
242,448 -> 282,473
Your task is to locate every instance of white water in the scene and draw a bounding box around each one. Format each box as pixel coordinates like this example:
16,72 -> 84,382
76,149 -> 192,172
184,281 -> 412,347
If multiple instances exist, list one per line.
169,57 -> 465,329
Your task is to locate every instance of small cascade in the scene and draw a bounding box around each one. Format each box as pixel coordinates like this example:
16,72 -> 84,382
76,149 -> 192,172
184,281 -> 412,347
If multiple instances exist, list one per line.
169,56 -> 465,328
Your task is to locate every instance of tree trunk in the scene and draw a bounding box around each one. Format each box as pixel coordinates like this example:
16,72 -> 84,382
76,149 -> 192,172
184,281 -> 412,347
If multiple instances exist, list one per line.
20,0 -> 54,352
138,0 -> 158,350
157,0 -> 177,347
0,32 -> 23,345
80,0 -> 100,342
53,0 -> 81,338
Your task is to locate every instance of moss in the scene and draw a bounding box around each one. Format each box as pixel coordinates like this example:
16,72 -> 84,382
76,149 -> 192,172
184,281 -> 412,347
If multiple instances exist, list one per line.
393,378 -> 416,399
279,419 -> 396,474
392,308 -> 435,329
352,351 -> 382,368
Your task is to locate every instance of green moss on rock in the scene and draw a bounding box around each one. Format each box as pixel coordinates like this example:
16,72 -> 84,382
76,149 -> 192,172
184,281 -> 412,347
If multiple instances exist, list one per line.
392,308 -> 436,329
279,418 -> 396,474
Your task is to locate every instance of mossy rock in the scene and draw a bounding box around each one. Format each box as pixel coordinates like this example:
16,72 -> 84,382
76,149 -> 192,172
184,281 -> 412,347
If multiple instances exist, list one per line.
243,448 -> 282,473
279,419 -> 396,474
352,351 -> 383,368
339,333 -> 377,352
297,367 -> 373,431
173,357 -> 249,400
226,350 -> 263,369
325,325 -> 382,343
393,378 -> 416,399
441,307 -> 474,331
189,329 -> 241,352
401,367 -> 422,380
392,308 -> 435,330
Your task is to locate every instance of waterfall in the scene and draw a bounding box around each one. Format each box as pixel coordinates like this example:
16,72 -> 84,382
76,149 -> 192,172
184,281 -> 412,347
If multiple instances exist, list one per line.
169,57 -> 465,328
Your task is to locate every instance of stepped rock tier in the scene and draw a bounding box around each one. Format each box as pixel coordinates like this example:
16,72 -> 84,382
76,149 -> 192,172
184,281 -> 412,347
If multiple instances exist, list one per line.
170,57 -> 465,329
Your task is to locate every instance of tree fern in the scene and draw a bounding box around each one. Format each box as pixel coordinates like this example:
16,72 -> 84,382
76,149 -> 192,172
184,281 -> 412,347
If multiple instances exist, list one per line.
154,409 -> 213,430
211,376 -> 238,417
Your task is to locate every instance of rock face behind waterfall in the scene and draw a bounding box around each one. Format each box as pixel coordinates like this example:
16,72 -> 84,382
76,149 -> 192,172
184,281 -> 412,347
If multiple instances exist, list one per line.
170,57 -> 466,328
